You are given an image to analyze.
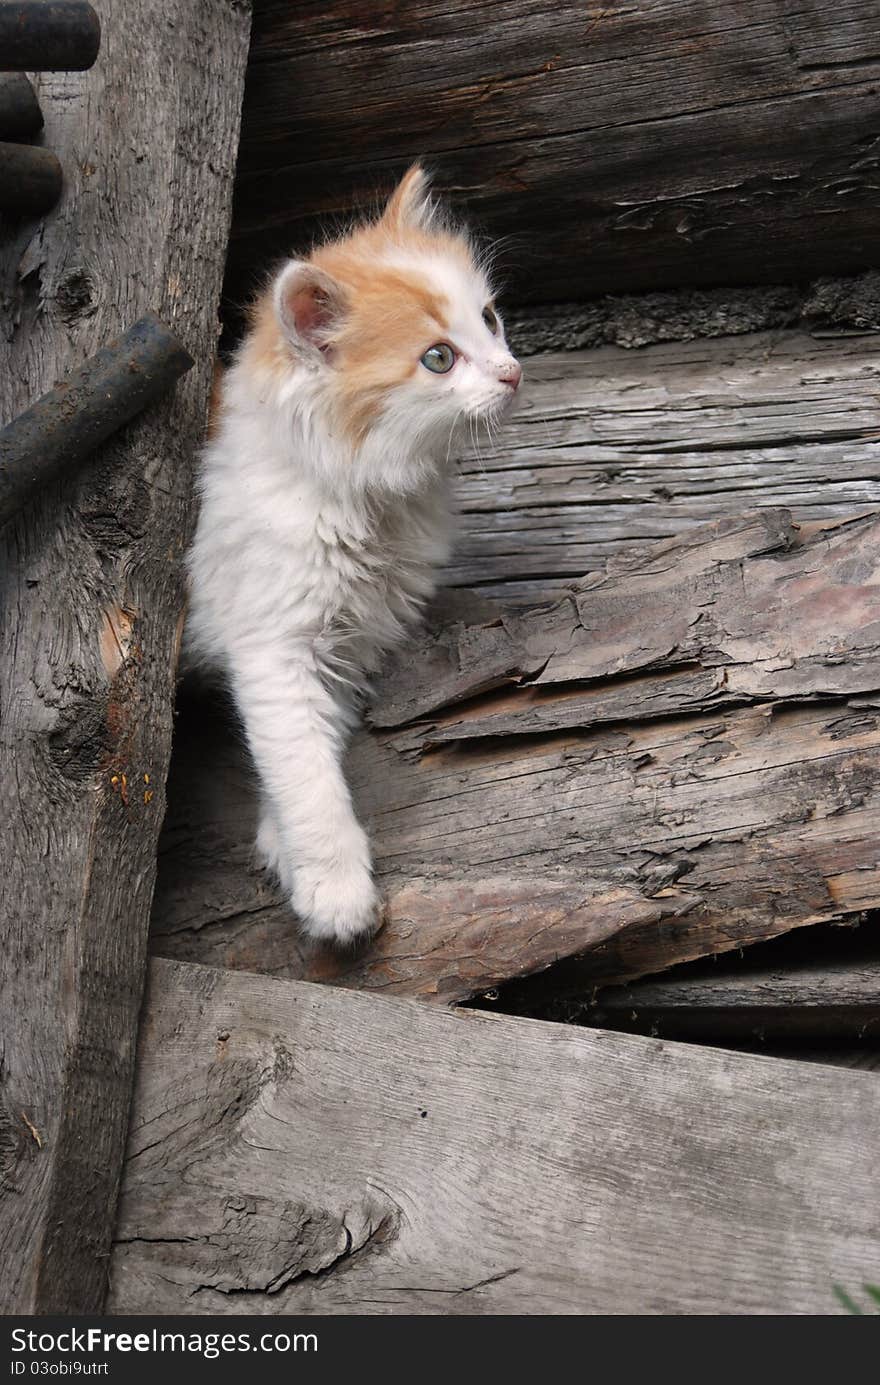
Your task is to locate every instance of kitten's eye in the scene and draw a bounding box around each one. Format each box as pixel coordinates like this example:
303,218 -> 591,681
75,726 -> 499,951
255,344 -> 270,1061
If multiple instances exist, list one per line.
482,305 -> 498,334
421,343 -> 456,374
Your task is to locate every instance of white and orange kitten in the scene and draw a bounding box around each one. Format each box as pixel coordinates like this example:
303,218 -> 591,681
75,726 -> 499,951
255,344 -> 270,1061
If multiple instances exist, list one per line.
185,165 -> 522,945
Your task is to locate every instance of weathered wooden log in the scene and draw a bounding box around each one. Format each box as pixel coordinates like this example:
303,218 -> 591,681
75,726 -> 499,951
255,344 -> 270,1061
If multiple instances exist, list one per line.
108,957 -> 880,1314
150,508 -> 880,1004
0,74 -> 43,139
0,0 -> 251,1317
0,140 -> 62,216
449,331 -> 880,605
0,315 -> 193,526
0,2 -> 100,71
227,0 -> 880,311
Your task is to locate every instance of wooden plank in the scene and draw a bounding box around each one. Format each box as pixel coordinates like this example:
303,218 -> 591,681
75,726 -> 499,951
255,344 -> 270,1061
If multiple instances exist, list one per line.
150,509 -> 880,1002
227,1 -> 880,311
519,923 -> 880,1040
0,0 -> 251,1316
448,332 -> 880,602
108,957 -> 880,1315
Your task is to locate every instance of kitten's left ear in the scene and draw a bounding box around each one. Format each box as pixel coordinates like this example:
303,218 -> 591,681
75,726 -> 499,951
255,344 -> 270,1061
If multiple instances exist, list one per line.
273,260 -> 348,361
380,163 -> 434,234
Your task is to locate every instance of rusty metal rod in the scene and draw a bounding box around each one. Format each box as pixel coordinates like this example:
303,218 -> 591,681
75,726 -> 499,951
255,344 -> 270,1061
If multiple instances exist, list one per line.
0,2 -> 101,71
0,141 -> 62,216
0,315 -> 194,526
0,74 -> 43,139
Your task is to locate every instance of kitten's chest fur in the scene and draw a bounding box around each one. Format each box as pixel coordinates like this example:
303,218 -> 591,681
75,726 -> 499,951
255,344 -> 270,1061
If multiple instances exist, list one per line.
186,437 -> 453,682
305,484 -> 453,670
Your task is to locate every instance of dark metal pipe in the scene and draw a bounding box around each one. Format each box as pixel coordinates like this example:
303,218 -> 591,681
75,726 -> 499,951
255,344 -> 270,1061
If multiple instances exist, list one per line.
0,2 -> 101,72
0,315 -> 195,526
0,141 -> 62,216
0,74 -> 43,139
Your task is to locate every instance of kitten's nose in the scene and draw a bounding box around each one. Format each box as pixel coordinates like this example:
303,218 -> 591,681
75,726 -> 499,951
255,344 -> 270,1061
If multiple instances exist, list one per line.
497,359 -> 522,391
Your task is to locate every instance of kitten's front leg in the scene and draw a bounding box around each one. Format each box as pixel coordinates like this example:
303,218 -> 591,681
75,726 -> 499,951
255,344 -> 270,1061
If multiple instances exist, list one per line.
231,648 -> 379,945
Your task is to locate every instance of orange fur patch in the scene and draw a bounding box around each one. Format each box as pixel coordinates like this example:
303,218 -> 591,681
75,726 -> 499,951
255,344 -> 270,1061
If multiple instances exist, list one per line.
239,163 -> 479,447
313,242 -> 452,445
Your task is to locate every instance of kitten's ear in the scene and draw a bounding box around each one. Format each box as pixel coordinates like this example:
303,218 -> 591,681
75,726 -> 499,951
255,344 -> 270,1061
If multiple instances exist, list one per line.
380,163 -> 434,234
273,260 -> 348,360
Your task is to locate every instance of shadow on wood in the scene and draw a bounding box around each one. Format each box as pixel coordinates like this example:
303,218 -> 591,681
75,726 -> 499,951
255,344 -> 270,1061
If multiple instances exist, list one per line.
493,919 -> 880,1040
226,1 -> 880,315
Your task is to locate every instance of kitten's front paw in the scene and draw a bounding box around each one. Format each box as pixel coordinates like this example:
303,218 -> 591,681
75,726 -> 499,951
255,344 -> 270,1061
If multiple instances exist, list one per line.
293,861 -> 381,947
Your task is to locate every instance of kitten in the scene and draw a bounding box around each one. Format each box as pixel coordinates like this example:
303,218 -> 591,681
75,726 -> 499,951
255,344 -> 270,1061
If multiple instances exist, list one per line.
185,165 -> 522,945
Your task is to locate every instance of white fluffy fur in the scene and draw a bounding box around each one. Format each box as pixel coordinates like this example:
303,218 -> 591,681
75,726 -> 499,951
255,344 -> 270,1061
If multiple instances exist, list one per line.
185,179 -> 520,944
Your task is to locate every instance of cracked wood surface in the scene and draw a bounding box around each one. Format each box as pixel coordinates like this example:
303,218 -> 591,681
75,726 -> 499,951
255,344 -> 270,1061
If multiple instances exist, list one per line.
229,1 -> 880,313
150,508 -> 880,1005
109,957 -> 880,1315
0,0 -> 251,1315
449,332 -> 880,604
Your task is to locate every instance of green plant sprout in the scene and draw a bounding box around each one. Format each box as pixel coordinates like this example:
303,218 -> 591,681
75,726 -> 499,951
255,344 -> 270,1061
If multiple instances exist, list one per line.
833,1283 -> 880,1315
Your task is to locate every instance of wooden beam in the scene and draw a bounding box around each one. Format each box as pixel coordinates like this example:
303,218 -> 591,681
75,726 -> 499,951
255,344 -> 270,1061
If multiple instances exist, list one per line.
150,508 -> 880,1003
449,332 -> 880,604
109,957 -> 880,1314
0,0 -> 251,1316
227,0 -> 880,310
